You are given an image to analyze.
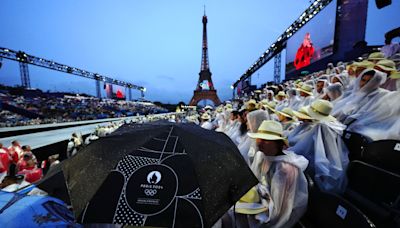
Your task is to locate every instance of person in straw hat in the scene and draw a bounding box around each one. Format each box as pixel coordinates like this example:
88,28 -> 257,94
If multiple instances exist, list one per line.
239,120 -> 309,227
290,99 -> 349,193
375,59 -> 400,91
296,84 -> 315,108
367,52 -> 386,64
200,112 -> 213,130
262,101 -> 279,122
288,106 -> 316,147
275,107 -> 298,136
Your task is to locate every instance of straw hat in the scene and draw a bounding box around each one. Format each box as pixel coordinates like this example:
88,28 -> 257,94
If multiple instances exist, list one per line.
201,113 -> 211,120
247,99 -> 257,105
295,81 -> 304,88
368,52 -> 385,61
263,101 -> 277,112
248,120 -> 287,142
260,99 -> 269,105
352,60 -> 375,69
276,107 -> 294,119
225,103 -> 233,109
389,71 -> 400,79
375,59 -> 397,72
276,91 -> 287,98
293,106 -> 313,120
246,99 -> 257,112
307,99 -> 336,122
235,187 -> 267,215
297,84 -> 314,96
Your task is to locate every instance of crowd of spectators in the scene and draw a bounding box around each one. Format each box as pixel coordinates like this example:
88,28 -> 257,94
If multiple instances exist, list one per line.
0,112 -> 181,191
184,50 -> 400,227
0,121 -> 124,190
0,90 -> 168,127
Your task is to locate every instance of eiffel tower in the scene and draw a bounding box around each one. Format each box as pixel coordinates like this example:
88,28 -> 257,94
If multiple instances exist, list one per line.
189,9 -> 221,106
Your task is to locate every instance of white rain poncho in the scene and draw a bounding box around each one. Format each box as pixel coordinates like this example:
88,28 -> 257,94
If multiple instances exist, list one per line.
314,79 -> 329,99
201,120 -> 214,130
287,121 -> 315,147
381,77 -> 400,91
332,69 -> 389,125
325,83 -> 344,106
225,119 -> 241,138
289,121 -> 349,193
345,90 -> 400,140
331,72 -> 350,89
282,120 -> 299,137
286,89 -> 302,111
250,151 -> 309,227
230,124 -> 247,146
237,110 -> 269,165
214,112 -> 226,132
298,95 -> 315,108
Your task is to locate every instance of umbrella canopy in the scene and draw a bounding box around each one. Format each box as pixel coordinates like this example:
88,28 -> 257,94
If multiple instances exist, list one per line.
39,122 -> 258,227
0,191 -> 78,227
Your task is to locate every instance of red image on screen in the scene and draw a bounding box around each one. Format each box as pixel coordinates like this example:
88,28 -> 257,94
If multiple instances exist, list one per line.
116,89 -> 124,99
294,33 -> 315,70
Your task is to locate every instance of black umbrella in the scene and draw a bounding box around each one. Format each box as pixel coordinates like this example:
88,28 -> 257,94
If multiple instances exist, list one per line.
39,122 -> 258,227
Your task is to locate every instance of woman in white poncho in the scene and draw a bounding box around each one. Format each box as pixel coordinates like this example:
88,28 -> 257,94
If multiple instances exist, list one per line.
332,69 -> 388,125
237,110 -> 269,166
339,68 -> 400,140
290,99 -> 349,193
286,89 -> 302,111
325,83 -> 344,106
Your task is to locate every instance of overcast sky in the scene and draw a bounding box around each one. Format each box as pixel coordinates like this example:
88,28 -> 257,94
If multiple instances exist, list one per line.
0,0 -> 398,103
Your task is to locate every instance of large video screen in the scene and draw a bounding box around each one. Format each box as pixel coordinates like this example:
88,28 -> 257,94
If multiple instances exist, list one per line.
105,83 -> 126,100
113,85 -> 126,100
285,0 -> 337,73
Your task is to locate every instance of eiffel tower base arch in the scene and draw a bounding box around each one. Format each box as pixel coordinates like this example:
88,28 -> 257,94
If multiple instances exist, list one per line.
189,90 -> 221,106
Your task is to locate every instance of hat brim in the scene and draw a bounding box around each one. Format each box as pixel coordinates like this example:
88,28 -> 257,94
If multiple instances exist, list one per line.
248,132 -> 285,141
264,105 -> 276,113
235,202 -> 268,215
276,110 -> 292,118
293,110 -> 313,120
376,65 -> 397,72
368,57 -> 385,61
307,106 -> 336,122
296,88 -> 314,96
389,72 -> 400,79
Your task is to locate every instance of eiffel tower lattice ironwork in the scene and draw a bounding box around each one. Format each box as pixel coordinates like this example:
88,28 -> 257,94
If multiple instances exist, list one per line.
189,10 -> 221,106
